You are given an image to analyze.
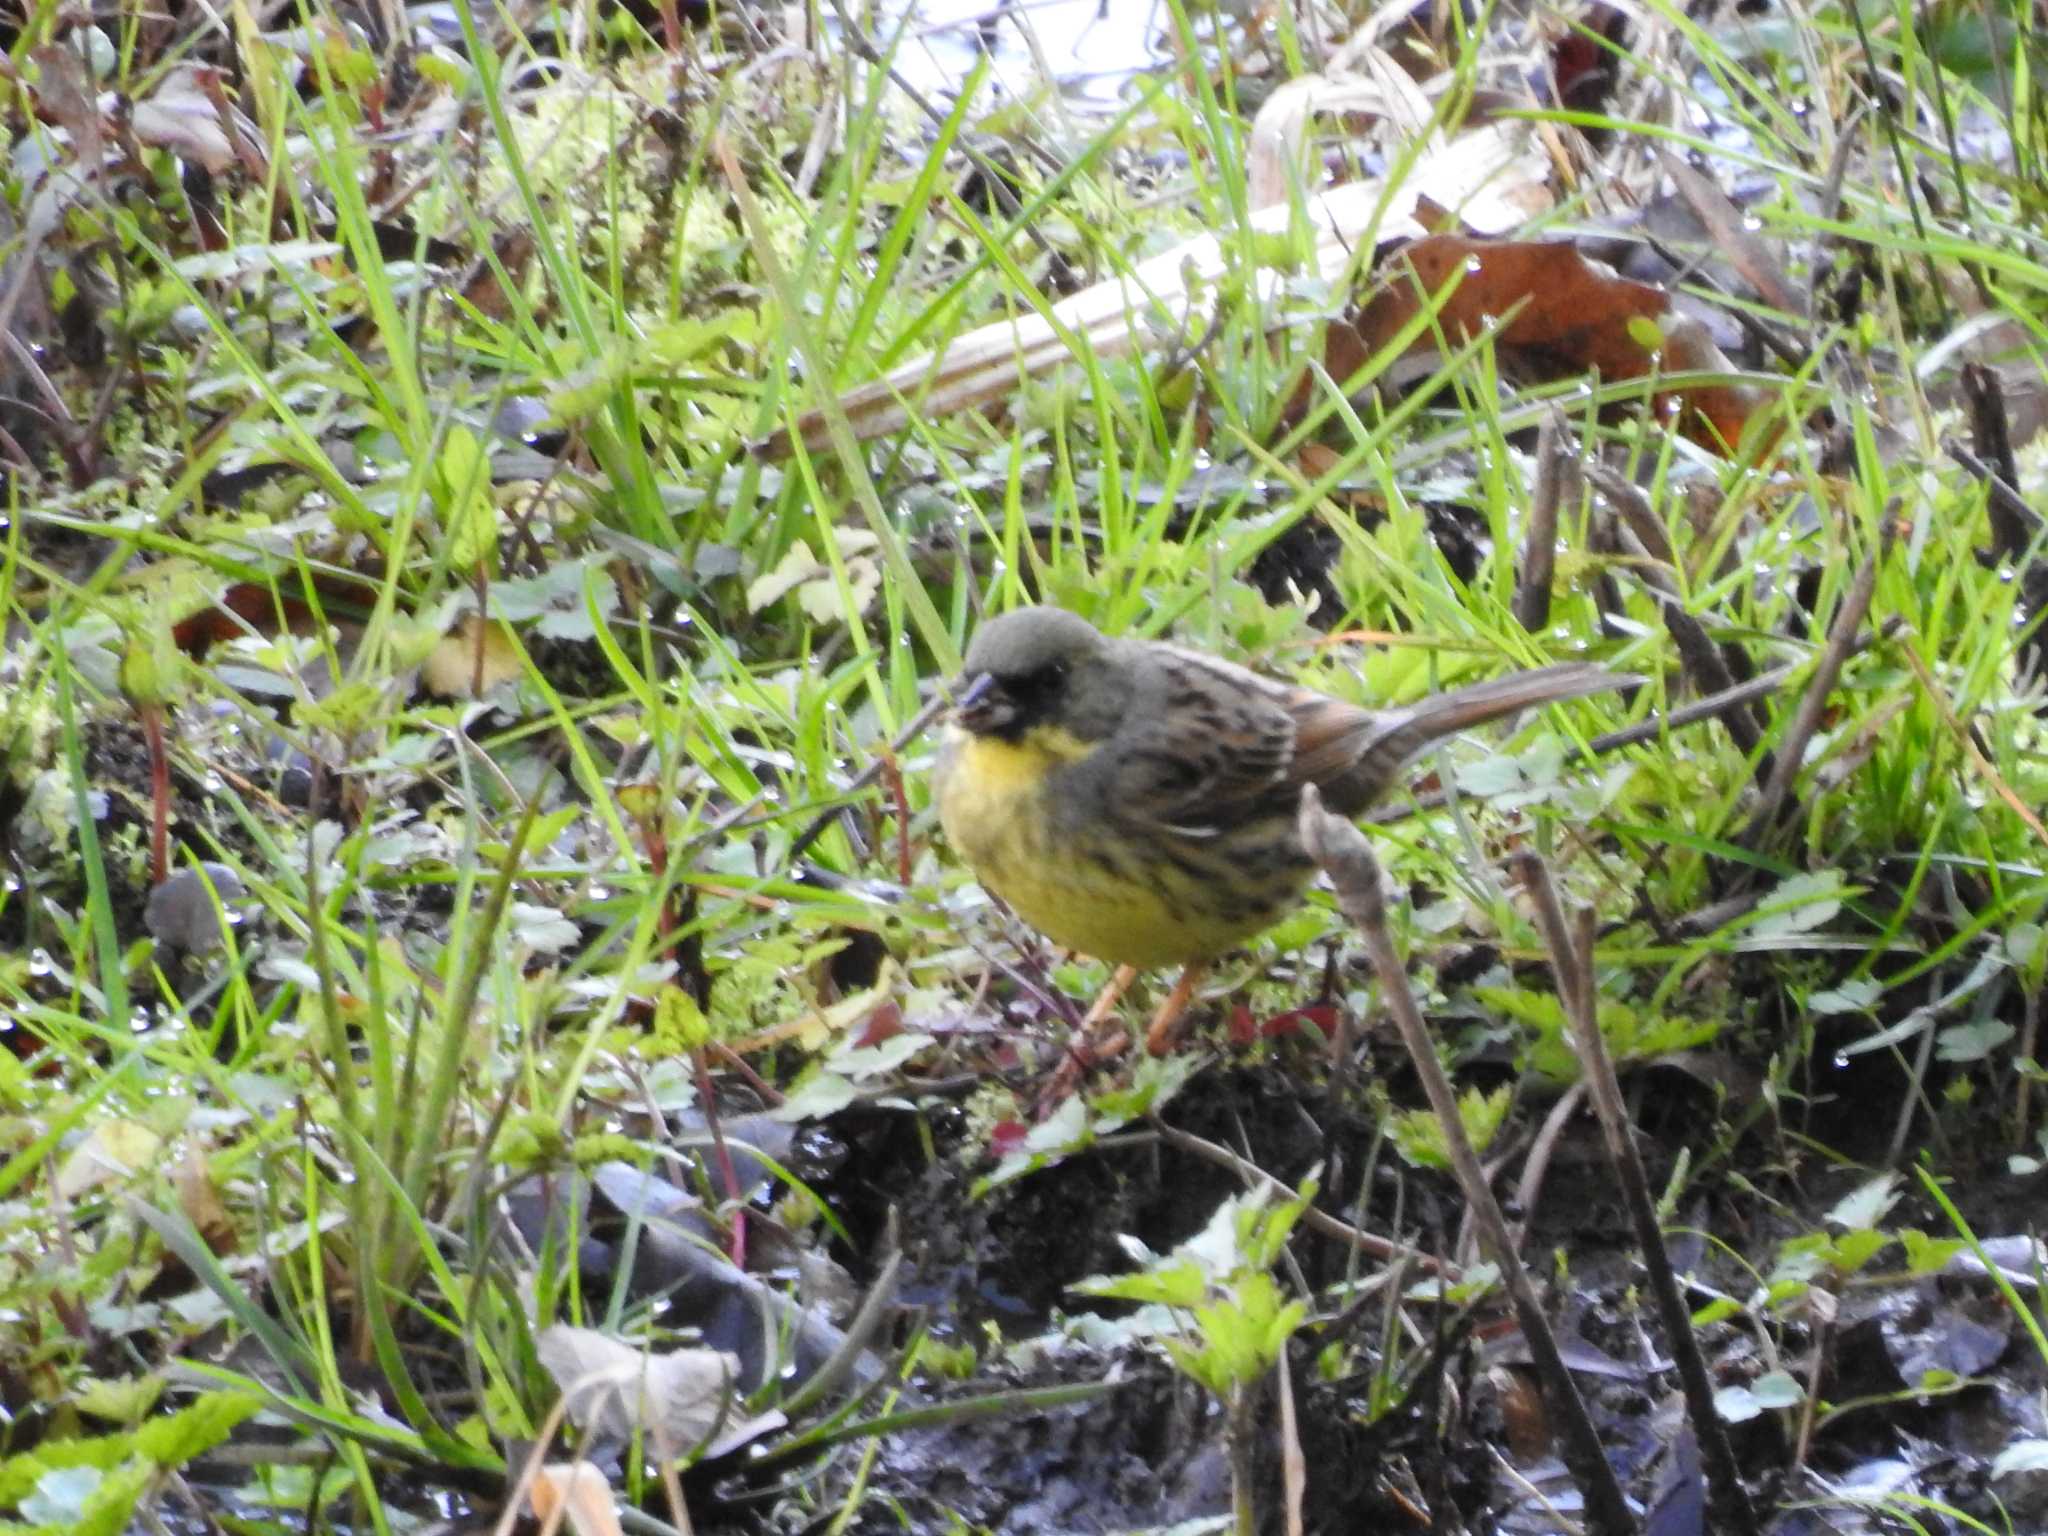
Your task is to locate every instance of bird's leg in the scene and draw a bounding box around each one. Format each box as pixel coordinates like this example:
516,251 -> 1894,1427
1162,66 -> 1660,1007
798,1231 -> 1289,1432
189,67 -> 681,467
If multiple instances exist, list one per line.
1082,964 -> 1139,1031
1036,965 -> 1140,1113
1144,963 -> 1208,1055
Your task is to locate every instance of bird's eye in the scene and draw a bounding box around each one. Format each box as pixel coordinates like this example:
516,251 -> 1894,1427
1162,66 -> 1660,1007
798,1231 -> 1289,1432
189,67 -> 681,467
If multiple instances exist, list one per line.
1004,659 -> 1067,705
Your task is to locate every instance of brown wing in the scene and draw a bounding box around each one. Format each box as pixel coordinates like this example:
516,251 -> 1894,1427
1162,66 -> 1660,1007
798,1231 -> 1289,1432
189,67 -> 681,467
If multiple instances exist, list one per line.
1104,644 -> 1320,835
1107,645 -> 1624,830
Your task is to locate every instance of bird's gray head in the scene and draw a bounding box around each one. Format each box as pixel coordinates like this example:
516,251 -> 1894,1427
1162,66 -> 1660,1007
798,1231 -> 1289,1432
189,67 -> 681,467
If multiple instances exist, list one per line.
954,606 -> 1128,744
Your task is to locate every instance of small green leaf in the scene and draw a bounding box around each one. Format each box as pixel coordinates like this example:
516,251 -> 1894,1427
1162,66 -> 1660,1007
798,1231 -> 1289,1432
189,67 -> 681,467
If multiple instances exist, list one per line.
653,985 -> 712,1053
133,1392 -> 262,1465
1899,1229 -> 1966,1275
1625,313 -> 1666,354
1691,1296 -> 1743,1327
435,425 -> 496,572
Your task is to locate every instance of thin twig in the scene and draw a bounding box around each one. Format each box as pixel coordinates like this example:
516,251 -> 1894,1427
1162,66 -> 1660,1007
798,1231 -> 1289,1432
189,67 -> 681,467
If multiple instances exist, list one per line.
1514,412 -> 1570,632
1961,365 -> 2021,511
1299,789 -> 1637,1536
1509,1078 -> 1589,1242
1886,971 -> 1949,1170
1950,443 -> 2046,555
1585,464 -> 1765,762
1580,664 -> 1788,757
1517,856 -> 1758,1536
1948,439 -> 2048,688
1279,1347 -> 1306,1536
1744,518 -> 1894,841
1788,1290 -> 1835,1476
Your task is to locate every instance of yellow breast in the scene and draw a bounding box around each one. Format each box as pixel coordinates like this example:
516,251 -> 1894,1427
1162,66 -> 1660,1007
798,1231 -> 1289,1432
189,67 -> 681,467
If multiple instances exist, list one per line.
934,726 -> 1302,967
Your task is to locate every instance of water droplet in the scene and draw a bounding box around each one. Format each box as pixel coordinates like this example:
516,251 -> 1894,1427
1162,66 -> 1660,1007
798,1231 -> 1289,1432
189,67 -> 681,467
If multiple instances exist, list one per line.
27,949 -> 50,976
1465,255 -> 1484,274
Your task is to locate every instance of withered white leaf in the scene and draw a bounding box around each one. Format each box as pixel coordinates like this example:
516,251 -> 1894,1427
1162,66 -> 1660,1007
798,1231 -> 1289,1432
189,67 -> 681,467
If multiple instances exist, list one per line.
535,1324 -> 763,1453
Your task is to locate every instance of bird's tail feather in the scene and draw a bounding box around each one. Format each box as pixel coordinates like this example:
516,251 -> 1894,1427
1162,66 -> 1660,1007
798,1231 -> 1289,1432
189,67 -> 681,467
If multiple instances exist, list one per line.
1319,662 -> 1629,814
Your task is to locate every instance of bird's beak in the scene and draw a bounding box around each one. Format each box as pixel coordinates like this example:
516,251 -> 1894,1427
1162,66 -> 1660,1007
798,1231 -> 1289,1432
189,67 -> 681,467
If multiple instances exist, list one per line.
953,671 -> 1016,735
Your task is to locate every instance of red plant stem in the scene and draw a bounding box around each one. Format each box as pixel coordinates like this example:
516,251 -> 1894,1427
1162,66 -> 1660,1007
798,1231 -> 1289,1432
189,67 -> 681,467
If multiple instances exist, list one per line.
714,1041 -> 784,1106
693,1045 -> 746,1269
878,750 -> 912,885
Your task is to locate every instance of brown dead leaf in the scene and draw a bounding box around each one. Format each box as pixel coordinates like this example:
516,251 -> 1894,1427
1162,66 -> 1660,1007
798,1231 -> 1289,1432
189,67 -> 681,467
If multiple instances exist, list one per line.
1343,234 -> 1771,452
170,568 -> 384,657
1293,441 -> 1388,519
1657,313 -> 1772,452
28,44 -> 103,163
1493,1363 -> 1552,1462
131,66 -> 237,174
1364,236 -> 1666,374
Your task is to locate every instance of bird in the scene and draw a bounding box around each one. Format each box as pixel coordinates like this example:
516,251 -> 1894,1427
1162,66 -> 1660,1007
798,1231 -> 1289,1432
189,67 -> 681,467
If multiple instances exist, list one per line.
932,605 -> 1627,1055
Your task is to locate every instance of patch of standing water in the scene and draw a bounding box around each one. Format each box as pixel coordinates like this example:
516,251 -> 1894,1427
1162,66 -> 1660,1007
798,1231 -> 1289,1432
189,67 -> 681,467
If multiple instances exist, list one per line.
854,0 -> 1168,108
